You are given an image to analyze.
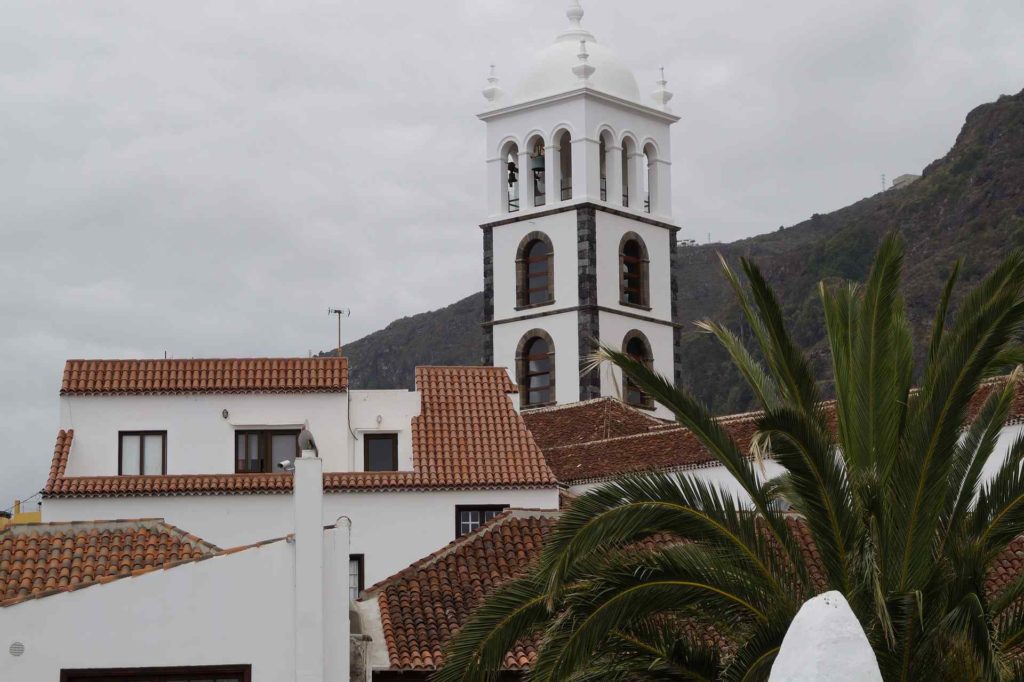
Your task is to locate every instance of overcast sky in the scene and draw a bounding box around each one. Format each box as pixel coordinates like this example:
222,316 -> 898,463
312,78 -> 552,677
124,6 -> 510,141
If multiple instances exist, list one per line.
1,0 -> 1022,508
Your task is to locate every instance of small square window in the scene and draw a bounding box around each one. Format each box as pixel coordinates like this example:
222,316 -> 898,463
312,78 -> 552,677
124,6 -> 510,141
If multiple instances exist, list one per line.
455,505 -> 508,538
118,431 -> 166,475
364,434 -> 398,472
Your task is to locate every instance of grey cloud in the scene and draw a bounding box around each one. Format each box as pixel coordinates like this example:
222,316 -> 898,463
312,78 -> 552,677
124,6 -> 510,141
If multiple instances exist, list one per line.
1,0 -> 1022,505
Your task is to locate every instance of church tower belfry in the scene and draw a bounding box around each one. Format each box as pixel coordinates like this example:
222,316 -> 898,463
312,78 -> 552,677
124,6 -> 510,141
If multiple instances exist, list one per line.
480,1 -> 681,418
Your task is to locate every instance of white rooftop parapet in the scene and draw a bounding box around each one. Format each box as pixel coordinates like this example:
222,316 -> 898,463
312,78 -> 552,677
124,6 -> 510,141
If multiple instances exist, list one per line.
769,591 -> 882,682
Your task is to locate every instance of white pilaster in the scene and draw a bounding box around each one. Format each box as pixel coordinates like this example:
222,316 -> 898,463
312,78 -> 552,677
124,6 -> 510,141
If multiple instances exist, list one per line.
486,157 -> 503,216
605,144 -> 622,205
545,143 -> 559,204
626,152 -> 644,209
324,517 -> 352,681
519,149 -> 534,209
572,136 -> 600,202
294,451 -> 324,682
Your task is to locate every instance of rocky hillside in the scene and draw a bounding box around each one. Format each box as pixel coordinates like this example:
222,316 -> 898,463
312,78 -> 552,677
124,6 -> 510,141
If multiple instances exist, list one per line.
329,89 -> 1024,412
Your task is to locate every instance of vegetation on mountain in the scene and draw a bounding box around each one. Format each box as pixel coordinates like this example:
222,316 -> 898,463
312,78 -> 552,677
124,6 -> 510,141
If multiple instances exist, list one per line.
436,236 -> 1024,681
330,89 -> 1024,414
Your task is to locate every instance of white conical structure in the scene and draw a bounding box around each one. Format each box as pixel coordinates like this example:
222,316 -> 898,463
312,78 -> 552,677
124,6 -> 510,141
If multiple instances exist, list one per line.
770,591 -> 882,682
482,64 -> 504,104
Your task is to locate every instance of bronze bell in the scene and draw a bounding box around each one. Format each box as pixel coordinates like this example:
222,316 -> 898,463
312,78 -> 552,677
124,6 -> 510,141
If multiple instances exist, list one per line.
507,161 -> 518,187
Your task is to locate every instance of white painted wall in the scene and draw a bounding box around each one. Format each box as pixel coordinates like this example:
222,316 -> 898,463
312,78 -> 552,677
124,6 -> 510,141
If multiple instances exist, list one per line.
348,390 -> 421,471
59,390 -> 426,476
982,422 -> 1024,482
491,311 -> 580,407
60,392 -> 348,474
594,211 -> 674,321
491,209 -> 579,319
597,311 -> 675,419
0,537 -> 298,680
44,486 -> 559,586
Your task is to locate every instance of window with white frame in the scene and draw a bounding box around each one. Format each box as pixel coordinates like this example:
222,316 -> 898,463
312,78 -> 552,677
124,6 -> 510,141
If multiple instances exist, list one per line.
455,505 -> 507,538
349,554 -> 364,601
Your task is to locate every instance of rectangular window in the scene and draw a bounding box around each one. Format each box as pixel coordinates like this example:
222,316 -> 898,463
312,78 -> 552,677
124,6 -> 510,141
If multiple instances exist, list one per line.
455,505 -> 508,538
234,429 -> 299,473
118,431 -> 166,475
364,434 -> 398,472
349,554 -> 364,602
60,665 -> 251,681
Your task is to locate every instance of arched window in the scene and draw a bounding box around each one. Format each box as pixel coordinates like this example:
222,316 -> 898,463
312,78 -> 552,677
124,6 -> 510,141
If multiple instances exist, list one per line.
621,137 -> 637,207
619,233 -> 650,308
598,132 -> 609,201
516,232 -> 554,307
517,330 -> 555,408
622,331 -> 653,408
557,130 -> 572,201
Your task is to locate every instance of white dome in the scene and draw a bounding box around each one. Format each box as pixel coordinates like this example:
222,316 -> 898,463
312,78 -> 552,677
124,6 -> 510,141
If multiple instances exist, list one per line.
510,3 -> 640,105
513,37 -> 640,104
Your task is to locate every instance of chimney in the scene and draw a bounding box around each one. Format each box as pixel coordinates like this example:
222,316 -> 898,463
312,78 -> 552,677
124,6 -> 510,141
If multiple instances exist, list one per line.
13,500 -> 20,516
294,443 -> 324,682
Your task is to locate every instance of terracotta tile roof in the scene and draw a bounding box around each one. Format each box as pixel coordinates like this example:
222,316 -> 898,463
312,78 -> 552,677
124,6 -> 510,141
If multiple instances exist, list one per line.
0,519 -> 220,607
60,357 -> 348,396
541,376 -> 1024,485
367,510 -> 559,671
543,412 -> 761,484
368,510 -> 1024,672
521,397 -> 665,450
46,366 -> 556,498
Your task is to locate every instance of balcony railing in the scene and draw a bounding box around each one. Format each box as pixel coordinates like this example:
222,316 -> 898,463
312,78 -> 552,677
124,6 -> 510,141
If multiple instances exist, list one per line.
600,177 -> 607,201
560,177 -> 572,201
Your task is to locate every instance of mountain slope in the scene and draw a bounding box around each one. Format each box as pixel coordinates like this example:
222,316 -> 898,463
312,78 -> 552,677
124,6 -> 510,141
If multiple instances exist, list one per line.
331,89 -> 1024,411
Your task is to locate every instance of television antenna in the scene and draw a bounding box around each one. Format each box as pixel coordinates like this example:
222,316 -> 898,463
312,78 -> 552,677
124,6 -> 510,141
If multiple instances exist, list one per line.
328,308 -> 351,355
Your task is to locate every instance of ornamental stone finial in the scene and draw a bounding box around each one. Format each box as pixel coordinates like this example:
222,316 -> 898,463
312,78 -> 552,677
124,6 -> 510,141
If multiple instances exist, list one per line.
572,40 -> 596,82
567,1 -> 584,28
652,66 -> 674,110
482,64 -> 504,103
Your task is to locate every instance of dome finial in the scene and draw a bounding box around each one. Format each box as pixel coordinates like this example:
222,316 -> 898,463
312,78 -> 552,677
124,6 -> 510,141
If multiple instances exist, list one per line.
572,40 -> 596,83
652,65 -> 673,110
482,64 -> 505,104
567,1 -> 584,28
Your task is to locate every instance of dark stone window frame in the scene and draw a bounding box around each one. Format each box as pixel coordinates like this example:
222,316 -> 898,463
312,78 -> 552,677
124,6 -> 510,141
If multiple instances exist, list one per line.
622,329 -> 655,410
516,328 -> 556,409
515,231 -> 555,310
619,231 -> 651,310
117,430 -> 167,476
455,504 -> 508,538
363,433 -> 399,472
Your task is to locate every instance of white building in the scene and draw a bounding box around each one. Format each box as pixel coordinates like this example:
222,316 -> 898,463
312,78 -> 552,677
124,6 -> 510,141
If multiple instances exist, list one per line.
480,0 -> 682,418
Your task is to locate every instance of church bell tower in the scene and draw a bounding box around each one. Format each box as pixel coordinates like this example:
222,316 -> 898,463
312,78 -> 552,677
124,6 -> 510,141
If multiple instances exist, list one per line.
480,1 -> 681,418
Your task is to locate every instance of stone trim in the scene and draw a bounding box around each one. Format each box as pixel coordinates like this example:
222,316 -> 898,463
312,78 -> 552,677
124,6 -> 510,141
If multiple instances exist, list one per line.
670,234 -> 682,387
480,201 -> 680,232
485,305 -> 682,329
482,226 -> 494,366
577,205 -> 601,401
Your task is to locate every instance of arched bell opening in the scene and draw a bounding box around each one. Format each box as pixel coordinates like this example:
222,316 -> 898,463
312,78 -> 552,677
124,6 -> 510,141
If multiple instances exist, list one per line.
556,130 -> 573,201
525,135 -> 547,208
622,330 -> 654,408
643,143 -> 657,214
500,141 -> 520,213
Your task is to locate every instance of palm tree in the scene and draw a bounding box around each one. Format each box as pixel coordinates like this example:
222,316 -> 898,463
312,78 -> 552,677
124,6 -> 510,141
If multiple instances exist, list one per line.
436,235 -> 1024,681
